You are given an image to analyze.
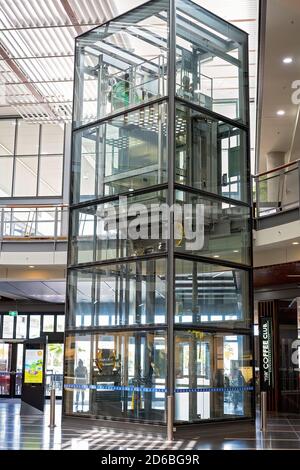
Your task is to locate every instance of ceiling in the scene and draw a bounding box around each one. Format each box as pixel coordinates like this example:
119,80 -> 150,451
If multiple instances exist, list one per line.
0,0 -> 258,127
0,0 -> 141,122
0,279 -> 66,303
258,0 -> 300,172
254,261 -> 300,288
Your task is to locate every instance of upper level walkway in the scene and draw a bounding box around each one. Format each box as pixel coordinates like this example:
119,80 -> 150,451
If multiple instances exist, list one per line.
0,204 -> 68,266
254,160 -> 300,267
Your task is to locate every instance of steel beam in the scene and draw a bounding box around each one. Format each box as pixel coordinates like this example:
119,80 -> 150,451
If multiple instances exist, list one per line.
60,0 -> 84,36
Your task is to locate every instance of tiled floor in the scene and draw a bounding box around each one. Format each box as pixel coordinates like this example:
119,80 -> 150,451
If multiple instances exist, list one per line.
0,399 -> 300,450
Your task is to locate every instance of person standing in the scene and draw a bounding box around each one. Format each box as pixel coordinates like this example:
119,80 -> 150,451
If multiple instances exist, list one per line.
75,359 -> 88,411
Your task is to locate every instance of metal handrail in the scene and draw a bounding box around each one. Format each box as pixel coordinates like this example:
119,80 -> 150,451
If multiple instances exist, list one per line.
254,160 -> 300,218
0,205 -> 69,240
0,203 -> 68,208
256,159 -> 300,178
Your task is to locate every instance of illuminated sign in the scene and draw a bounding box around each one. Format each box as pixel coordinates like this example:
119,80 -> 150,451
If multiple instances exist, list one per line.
8,311 -> 18,317
24,349 -> 44,384
259,317 -> 273,390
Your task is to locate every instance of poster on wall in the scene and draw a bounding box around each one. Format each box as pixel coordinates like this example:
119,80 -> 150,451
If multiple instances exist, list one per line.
259,317 -> 274,391
24,349 -> 44,384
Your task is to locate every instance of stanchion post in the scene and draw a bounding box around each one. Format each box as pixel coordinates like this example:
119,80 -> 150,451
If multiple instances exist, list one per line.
167,395 -> 174,441
260,391 -> 267,431
49,387 -> 56,429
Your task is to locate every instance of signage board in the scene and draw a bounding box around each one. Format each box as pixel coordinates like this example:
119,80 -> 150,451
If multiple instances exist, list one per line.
24,349 -> 44,384
259,317 -> 273,390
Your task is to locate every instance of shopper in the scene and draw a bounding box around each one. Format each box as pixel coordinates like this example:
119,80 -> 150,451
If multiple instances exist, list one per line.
75,359 -> 88,411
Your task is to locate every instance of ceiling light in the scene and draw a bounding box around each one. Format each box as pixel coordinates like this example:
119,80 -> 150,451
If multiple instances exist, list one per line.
29,265 -> 35,268
213,255 -> 220,258
277,110 -> 285,116
233,250 -> 239,253
283,57 -> 293,64
292,242 -> 299,245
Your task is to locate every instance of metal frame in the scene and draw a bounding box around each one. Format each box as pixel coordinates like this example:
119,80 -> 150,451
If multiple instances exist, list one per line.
65,0 -> 253,427
0,116 -> 65,200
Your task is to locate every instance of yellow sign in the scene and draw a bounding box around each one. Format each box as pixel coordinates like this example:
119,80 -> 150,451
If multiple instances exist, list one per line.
24,349 -> 44,384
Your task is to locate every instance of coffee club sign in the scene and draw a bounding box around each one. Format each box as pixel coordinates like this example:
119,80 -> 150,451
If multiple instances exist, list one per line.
259,317 -> 274,390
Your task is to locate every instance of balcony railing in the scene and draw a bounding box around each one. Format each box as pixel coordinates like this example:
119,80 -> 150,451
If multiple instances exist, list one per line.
0,204 -> 69,240
254,160 -> 300,218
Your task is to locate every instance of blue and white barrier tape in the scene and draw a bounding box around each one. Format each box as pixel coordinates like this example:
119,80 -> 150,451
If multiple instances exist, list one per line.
64,383 -> 254,393
0,371 -> 22,376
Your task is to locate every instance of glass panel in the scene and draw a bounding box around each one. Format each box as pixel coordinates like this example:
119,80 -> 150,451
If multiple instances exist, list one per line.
74,0 -> 169,127
0,119 -> 16,155
175,0 -> 248,124
175,189 -> 251,265
175,103 -> 248,202
45,343 -> 64,397
15,344 -> 24,396
56,316 -> 65,332
16,121 -> 40,155
175,331 -> 253,422
64,330 -> 166,422
175,258 -> 250,328
40,124 -> 64,154
0,343 -> 11,395
68,258 -> 166,328
72,102 -> 168,204
0,157 -> 13,197
2,315 -> 14,338
36,209 -> 56,237
4,208 -> 34,237
43,315 -> 54,332
29,315 -> 41,338
14,157 -> 38,197
38,155 -> 63,196
71,190 -> 167,265
16,315 -> 27,339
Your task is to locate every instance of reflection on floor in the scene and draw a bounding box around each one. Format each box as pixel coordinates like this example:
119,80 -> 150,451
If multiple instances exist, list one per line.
1,400 -> 300,450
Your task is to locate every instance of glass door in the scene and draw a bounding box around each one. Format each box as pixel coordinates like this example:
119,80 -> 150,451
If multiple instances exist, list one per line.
0,343 -> 12,396
45,343 -> 64,397
15,344 -> 24,396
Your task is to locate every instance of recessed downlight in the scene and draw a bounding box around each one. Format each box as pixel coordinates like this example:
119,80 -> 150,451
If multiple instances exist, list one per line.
292,242 -> 299,245
29,265 -> 35,268
213,255 -> 220,258
277,110 -> 285,116
283,57 -> 293,64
